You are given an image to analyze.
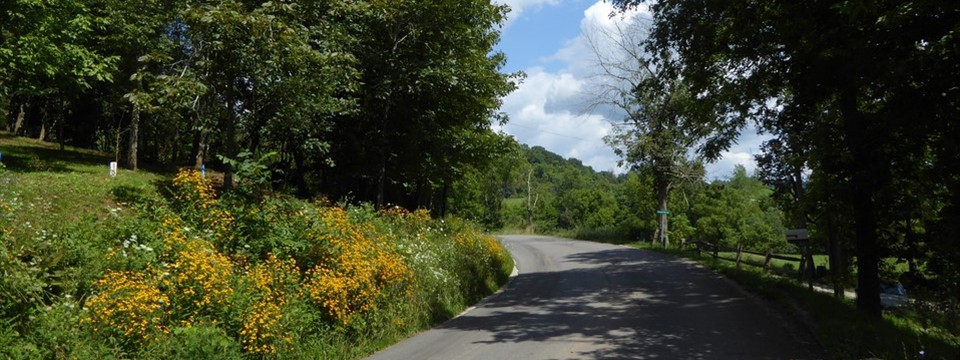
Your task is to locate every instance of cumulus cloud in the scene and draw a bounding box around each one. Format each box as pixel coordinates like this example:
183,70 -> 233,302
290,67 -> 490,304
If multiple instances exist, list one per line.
496,1 -> 648,173
495,67 -> 621,172
551,1 -> 651,73
496,0 -> 562,27
706,125 -> 770,180
497,0 -> 767,179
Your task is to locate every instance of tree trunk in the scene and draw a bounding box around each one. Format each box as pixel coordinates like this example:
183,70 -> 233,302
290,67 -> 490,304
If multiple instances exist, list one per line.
850,174 -> 881,315
192,120 -> 207,169
57,100 -> 64,151
828,210 -> 844,299
793,164 -> 806,228
38,109 -> 47,142
13,102 -> 25,135
293,148 -> 309,197
377,155 -> 386,208
128,105 -> 140,170
375,100 -> 392,208
440,180 -> 450,217
656,179 -> 670,247
223,96 -> 238,189
840,91 -> 882,317
113,125 -> 122,163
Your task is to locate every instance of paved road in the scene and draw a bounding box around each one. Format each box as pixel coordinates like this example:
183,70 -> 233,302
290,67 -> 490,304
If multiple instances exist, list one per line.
368,235 -> 821,360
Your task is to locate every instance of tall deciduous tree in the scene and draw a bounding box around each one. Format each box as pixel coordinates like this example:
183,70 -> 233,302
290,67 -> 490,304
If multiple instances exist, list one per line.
588,19 -> 708,247
322,0 -> 518,209
1,0 -> 117,142
612,0 -> 960,316
96,0 -> 189,170
183,0 -> 356,188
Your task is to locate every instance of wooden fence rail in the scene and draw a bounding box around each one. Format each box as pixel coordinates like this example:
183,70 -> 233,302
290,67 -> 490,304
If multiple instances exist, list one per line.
692,240 -> 804,274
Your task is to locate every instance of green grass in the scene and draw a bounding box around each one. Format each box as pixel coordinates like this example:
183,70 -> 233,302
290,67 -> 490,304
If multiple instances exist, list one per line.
0,133 -> 515,359
716,251 -> 830,273
0,133 -> 165,232
629,241 -> 959,359
502,197 -> 525,207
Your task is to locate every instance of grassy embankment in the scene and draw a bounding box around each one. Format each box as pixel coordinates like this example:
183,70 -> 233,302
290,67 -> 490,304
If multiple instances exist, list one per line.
0,134 -> 513,359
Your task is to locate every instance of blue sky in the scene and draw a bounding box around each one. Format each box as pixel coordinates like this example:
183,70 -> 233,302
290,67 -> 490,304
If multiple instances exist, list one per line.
492,0 -> 766,180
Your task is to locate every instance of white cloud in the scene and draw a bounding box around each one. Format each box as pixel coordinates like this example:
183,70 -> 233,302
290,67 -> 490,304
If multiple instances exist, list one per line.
551,2 -> 651,73
497,2 -> 648,173
495,67 -> 623,172
708,151 -> 756,180
708,125 -> 771,180
496,0 -> 561,27
497,1 -> 770,179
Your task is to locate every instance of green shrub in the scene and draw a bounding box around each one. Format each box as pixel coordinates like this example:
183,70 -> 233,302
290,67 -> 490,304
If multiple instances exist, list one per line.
1,166 -> 513,359
144,326 -> 243,360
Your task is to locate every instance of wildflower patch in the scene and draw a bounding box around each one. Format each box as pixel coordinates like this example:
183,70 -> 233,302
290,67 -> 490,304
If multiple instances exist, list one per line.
78,169 -> 511,357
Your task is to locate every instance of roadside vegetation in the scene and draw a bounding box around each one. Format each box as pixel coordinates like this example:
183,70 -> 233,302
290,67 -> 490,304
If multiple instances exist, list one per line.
631,242 -> 959,359
0,137 -> 512,359
472,143 -> 958,358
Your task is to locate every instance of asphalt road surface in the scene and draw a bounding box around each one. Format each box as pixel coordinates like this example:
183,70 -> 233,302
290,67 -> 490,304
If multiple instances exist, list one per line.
368,235 -> 822,360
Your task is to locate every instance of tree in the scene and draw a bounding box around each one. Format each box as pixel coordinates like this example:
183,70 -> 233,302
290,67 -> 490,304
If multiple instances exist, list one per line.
321,0 -> 518,209
0,0 -> 117,143
692,166 -> 785,251
611,0 -> 960,316
448,133 -> 526,229
179,0 -> 357,188
95,0 -> 192,170
588,16 -> 709,247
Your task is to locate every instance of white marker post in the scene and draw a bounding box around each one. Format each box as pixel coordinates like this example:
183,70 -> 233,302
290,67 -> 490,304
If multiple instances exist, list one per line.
109,161 -> 118,177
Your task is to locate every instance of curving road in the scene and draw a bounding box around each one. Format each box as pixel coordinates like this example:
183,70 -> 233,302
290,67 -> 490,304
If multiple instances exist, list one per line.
368,235 -> 822,360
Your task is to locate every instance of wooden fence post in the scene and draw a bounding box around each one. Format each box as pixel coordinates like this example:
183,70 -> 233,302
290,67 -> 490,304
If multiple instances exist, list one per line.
735,242 -> 743,268
763,249 -> 773,271
804,243 -> 815,291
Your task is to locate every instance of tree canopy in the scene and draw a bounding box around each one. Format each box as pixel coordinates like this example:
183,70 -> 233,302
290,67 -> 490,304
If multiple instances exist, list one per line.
1,0 -> 518,213
611,0 -> 960,316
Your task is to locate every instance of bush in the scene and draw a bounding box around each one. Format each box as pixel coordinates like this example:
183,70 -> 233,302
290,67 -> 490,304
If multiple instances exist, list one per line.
71,168 -> 513,358
0,167 -> 514,358
144,326 -> 243,360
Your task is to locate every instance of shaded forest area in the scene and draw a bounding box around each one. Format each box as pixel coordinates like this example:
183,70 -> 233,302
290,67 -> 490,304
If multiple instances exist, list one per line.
0,0 -> 518,211
597,0 -> 960,319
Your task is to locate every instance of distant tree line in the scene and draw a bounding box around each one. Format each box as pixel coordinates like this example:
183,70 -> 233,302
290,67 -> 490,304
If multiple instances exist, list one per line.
0,0 -> 518,211
453,144 -> 788,256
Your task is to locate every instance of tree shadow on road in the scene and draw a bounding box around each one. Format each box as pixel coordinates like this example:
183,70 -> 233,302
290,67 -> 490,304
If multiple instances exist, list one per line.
438,247 -> 821,360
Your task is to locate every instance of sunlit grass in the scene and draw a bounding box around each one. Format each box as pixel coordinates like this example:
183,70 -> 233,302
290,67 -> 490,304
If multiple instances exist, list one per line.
0,134 -> 513,359
0,133 -> 164,232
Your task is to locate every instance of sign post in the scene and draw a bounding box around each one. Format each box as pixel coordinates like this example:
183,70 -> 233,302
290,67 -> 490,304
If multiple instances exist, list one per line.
785,229 -> 814,290
109,162 -> 118,178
